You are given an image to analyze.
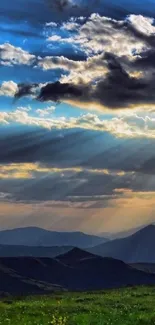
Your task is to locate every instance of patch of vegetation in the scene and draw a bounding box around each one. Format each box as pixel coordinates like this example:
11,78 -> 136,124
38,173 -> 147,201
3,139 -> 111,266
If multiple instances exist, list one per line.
0,286 -> 155,325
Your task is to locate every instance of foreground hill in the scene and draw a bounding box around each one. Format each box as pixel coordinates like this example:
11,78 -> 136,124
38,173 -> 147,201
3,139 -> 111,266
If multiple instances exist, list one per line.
0,259 -> 64,296
88,225 -> 155,263
1,249 -> 155,295
0,227 -> 107,248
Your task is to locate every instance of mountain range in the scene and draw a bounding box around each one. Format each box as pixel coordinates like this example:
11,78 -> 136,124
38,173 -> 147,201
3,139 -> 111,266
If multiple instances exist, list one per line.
1,225 -> 155,263
0,227 -> 107,248
88,225 -> 155,263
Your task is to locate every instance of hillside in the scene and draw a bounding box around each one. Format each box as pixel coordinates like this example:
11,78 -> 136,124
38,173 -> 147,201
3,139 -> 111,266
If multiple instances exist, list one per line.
0,259 -> 64,296
0,227 -> 107,248
87,225 -> 155,263
1,249 -> 155,294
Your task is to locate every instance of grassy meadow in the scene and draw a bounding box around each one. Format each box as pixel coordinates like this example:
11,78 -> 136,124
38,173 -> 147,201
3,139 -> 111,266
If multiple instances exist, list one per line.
0,286 -> 155,325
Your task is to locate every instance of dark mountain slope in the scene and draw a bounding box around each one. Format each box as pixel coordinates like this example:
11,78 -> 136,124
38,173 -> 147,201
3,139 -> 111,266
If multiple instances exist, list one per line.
0,259 -> 64,296
87,225 -> 155,263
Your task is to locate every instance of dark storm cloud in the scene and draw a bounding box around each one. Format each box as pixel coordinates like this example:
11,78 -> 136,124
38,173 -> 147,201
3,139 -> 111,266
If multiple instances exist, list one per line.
133,49 -> 155,69
38,81 -> 83,102
14,83 -> 38,100
15,52 -> 155,109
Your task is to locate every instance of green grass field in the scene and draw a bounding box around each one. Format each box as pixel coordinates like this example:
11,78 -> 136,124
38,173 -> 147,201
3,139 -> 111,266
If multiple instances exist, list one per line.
0,286 -> 155,325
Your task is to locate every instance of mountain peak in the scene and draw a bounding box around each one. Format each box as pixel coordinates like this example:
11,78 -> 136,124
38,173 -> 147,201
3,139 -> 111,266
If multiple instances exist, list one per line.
57,247 -> 96,265
135,224 -> 155,236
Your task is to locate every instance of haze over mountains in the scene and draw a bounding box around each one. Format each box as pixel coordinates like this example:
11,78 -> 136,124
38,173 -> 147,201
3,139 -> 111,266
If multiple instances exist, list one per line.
0,227 -> 107,248
88,225 -> 155,263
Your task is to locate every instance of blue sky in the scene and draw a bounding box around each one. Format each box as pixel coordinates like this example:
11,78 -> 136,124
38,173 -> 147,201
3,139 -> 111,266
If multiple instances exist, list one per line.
1,0 -> 155,233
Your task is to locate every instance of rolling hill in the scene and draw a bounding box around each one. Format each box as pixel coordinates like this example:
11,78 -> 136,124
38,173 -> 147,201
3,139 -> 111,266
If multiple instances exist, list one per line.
87,225 -> 155,263
0,227 -> 107,248
1,248 -> 155,295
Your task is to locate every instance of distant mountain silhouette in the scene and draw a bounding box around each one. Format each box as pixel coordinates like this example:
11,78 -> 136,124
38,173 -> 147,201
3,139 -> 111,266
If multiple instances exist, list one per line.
0,245 -> 72,258
1,249 -> 155,295
0,227 -> 107,248
87,225 -> 155,263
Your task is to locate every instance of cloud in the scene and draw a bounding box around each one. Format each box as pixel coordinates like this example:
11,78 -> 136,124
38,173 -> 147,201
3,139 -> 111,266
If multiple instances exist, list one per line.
0,159 -> 154,206
38,81 -> 83,102
36,105 -> 56,117
0,43 -> 35,66
1,13 -> 155,112
48,13 -> 148,56
38,55 -> 81,71
46,0 -> 101,17
14,83 -> 39,99
16,53 -> 155,110
4,12 -> 154,111
0,160 -> 134,203
45,22 -> 58,27
0,163 -> 127,180
47,0 -> 77,12
0,81 -> 18,97
61,21 -> 80,31
1,106 -> 155,140
127,15 -> 155,36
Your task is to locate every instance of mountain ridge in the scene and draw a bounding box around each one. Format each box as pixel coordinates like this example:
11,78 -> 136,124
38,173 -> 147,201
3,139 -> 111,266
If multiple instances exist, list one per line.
0,227 -> 108,248
87,224 -> 155,263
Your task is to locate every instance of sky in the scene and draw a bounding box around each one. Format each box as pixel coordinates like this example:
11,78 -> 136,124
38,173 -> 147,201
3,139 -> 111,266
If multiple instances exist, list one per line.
1,0 -> 155,233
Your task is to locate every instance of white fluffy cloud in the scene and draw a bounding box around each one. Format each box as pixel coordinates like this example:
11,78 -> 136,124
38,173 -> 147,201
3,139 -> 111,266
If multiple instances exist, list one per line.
39,53 -> 107,84
128,15 -> 155,36
38,55 -> 80,71
61,21 -> 80,31
0,81 -> 18,97
0,43 -> 35,66
48,14 -> 148,56
36,105 -> 56,117
45,22 -> 58,27
1,107 -> 155,139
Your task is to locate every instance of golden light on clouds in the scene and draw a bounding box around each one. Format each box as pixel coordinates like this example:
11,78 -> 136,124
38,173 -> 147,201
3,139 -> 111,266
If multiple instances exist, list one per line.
0,163 -> 128,179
